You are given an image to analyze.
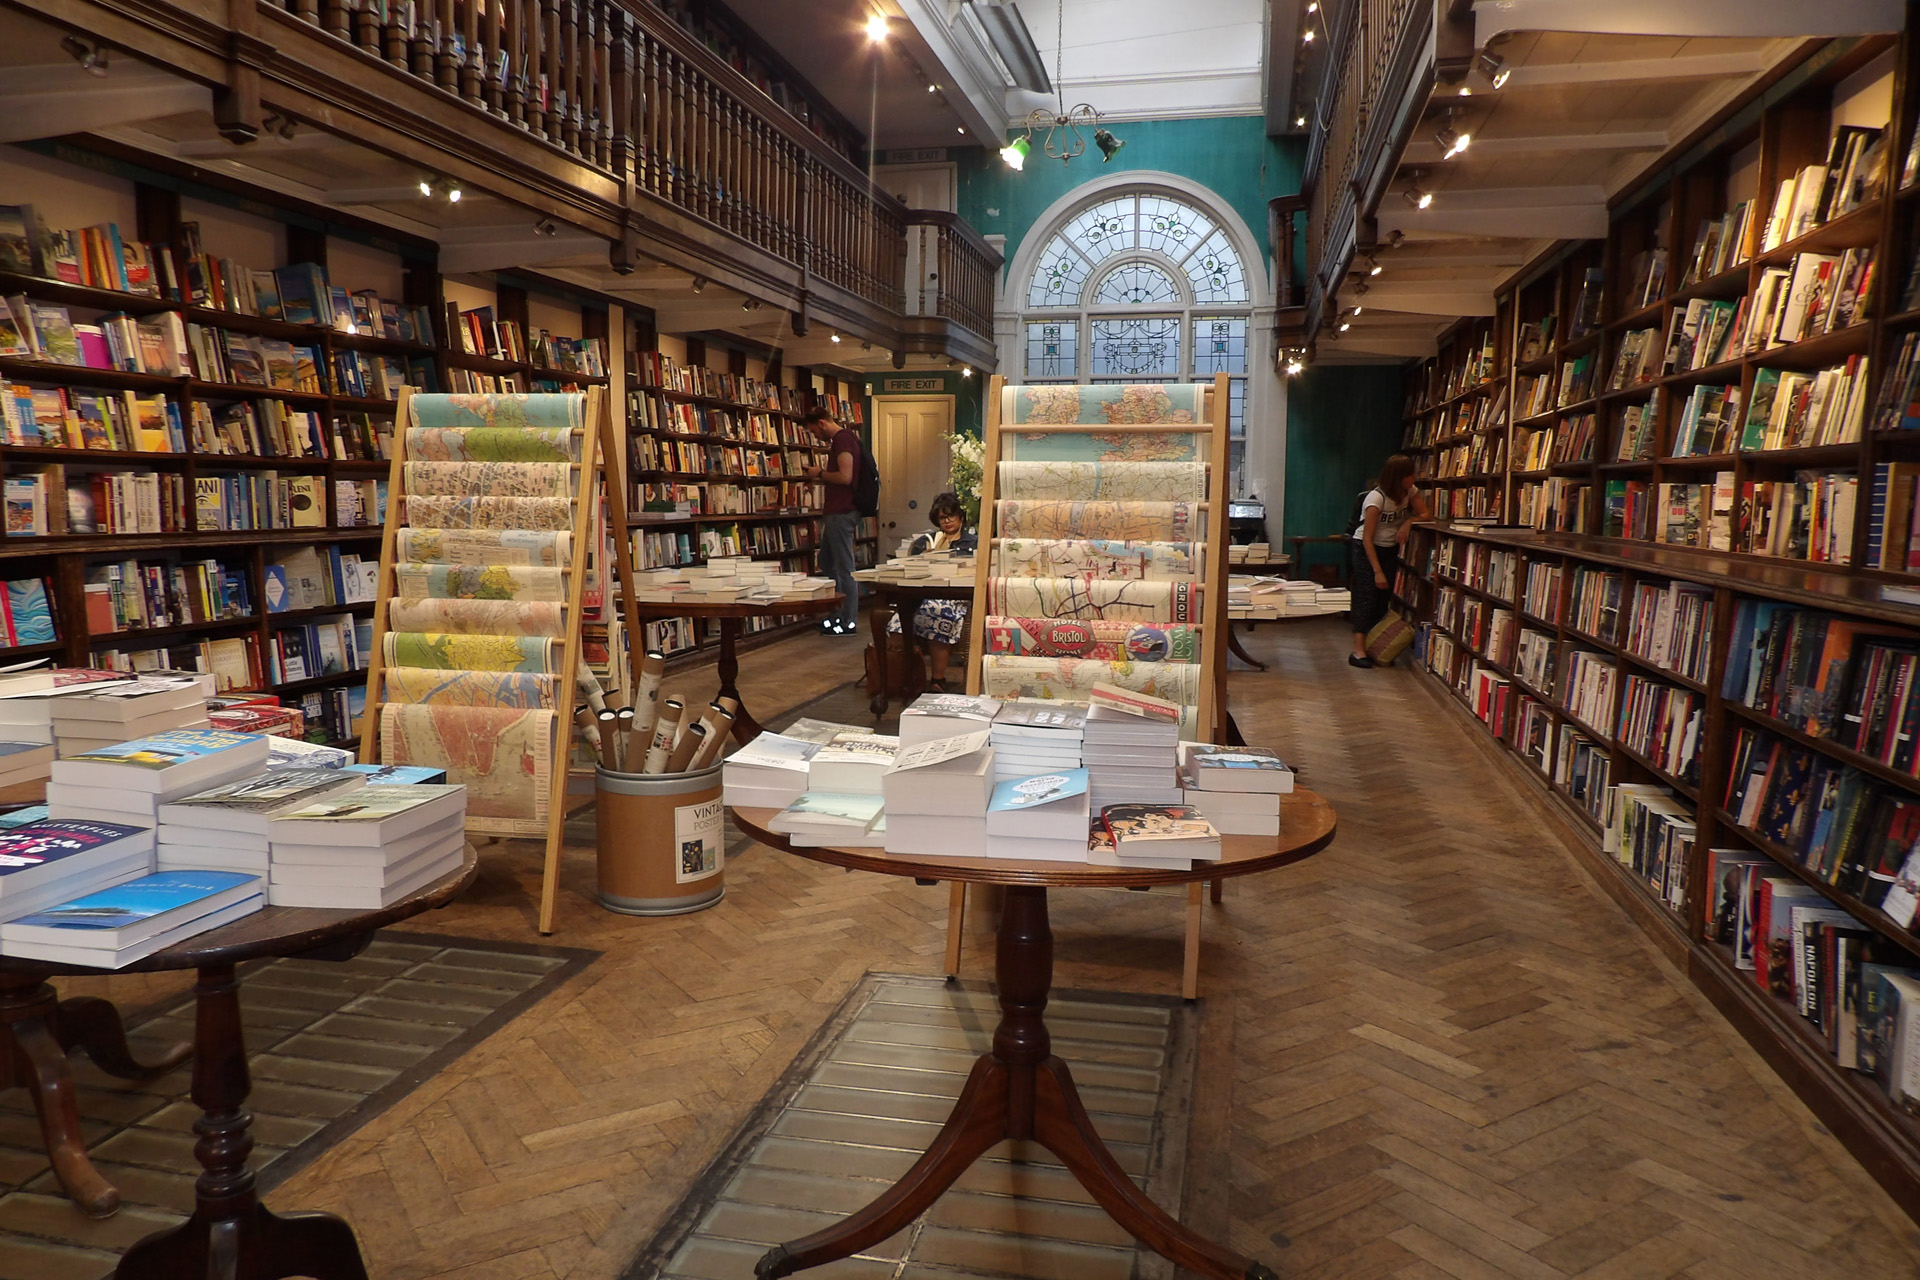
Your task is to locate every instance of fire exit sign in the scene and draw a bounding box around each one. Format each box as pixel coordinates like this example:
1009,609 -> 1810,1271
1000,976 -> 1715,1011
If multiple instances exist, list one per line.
875,377 -> 948,393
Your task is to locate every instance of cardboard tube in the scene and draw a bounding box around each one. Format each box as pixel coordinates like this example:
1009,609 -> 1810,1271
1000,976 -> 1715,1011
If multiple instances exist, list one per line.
665,722 -> 705,773
631,650 -> 667,751
615,707 -> 635,771
575,705 -> 605,763
712,695 -> 740,718
642,697 -> 685,773
595,709 -> 619,771
690,711 -> 733,769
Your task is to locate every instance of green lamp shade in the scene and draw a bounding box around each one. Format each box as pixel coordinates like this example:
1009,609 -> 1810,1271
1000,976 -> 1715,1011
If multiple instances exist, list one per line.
1094,129 -> 1125,162
1000,135 -> 1031,170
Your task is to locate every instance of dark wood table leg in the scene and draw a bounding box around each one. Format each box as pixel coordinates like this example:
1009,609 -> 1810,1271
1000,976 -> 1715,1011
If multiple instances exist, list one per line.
868,595 -> 894,718
1226,624 -> 1269,672
716,617 -> 761,744
116,963 -> 369,1280
755,888 -> 1274,1280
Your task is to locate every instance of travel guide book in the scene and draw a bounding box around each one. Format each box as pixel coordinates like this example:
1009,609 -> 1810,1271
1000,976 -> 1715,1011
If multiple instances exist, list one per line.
768,792 -> 885,833
343,764 -> 448,785
160,768 -> 367,834
987,769 -> 1090,840
2,869 -> 260,948
266,784 -> 467,845
53,729 -> 269,793
1087,682 -> 1181,723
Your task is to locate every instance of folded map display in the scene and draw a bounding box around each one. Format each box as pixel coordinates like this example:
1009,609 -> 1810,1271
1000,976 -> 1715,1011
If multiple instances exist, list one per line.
987,579 -> 1195,623
981,656 -> 1203,707
994,500 -> 1194,542
993,538 -> 1200,581
982,616 -> 1200,662
996,461 -> 1207,503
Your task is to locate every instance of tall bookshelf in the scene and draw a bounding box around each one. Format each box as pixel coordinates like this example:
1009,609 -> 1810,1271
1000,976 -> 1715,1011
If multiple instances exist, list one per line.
1387,31 -> 1920,1219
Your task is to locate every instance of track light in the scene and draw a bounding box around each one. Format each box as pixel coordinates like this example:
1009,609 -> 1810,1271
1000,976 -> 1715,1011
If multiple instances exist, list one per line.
830,333 -> 842,343
1306,2 -> 1317,10
691,276 -> 707,294
533,218 -> 557,237
962,366 -> 973,377
263,112 -> 297,141
1353,305 -> 1364,314
1295,115 -> 1307,128
419,179 -> 433,197
1001,134 -> 1031,170
1353,282 -> 1370,298
1388,229 -> 1405,248
1339,321 -> 1352,332
1436,114 -> 1470,159
447,185 -> 461,203
866,13 -> 890,42
928,83 -> 939,93
1476,49 -> 1510,89
1302,27 -> 1314,42
742,297 -> 762,312
1403,175 -> 1432,209
418,177 -> 462,202
1362,255 -> 1382,276
61,35 -> 108,77
861,342 -> 873,351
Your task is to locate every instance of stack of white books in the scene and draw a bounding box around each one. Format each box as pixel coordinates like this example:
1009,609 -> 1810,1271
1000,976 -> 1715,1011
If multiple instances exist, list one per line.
0,742 -> 55,793
881,730 -> 995,857
897,692 -> 1001,747
807,732 -> 898,795
0,668 -> 136,746
0,819 -> 155,925
156,768 -> 369,876
990,701 -> 1086,784
47,730 -> 272,829
768,793 -> 886,847
0,869 -> 263,967
1082,686 -> 1184,812
266,785 -> 468,908
722,732 -> 824,810
985,769 -> 1092,861
50,675 -> 212,757
1179,744 -> 1293,837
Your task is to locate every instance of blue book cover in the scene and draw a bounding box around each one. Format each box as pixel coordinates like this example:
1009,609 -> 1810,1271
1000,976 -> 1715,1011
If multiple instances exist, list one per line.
64,728 -> 260,770
263,565 -> 291,614
345,764 -> 447,785
0,820 -> 147,888
989,769 -> 1089,813
7,870 -> 256,931
0,805 -> 49,829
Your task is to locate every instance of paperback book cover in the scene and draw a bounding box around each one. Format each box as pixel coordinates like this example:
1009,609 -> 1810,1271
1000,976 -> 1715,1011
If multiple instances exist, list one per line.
166,768 -> 361,815
273,784 -> 465,824
5,869 -> 256,934
62,729 -> 260,770
343,764 -> 449,785
1088,682 -> 1182,723
772,792 -> 885,827
1101,803 -> 1217,844
0,820 -> 149,893
989,769 -> 1089,813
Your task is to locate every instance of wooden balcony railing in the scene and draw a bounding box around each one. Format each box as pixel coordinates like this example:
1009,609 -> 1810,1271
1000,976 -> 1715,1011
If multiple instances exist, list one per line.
905,211 -> 1002,340
257,0 -> 942,330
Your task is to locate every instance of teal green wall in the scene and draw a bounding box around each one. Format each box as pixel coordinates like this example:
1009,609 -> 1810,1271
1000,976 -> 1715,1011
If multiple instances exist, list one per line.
1283,365 -> 1407,553
858,370 -> 981,440
956,117 -> 1303,275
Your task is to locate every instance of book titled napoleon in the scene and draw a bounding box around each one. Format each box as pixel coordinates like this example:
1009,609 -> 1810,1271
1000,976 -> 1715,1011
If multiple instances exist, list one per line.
1100,803 -> 1222,860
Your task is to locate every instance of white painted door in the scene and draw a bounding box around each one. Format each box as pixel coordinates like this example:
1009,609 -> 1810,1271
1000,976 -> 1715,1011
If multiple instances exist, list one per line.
877,163 -> 957,316
873,397 -> 956,555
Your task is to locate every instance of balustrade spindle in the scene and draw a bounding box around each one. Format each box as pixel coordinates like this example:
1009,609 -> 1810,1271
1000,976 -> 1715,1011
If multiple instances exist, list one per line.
411,1 -> 434,78
483,0 -> 503,110
297,0 -> 318,25
355,0 -> 380,58
436,0 -> 457,88
596,5 -> 614,168
561,0 -> 580,153
461,0 -> 481,100
610,12 -> 632,180
325,0 -> 348,41
540,0 -> 560,139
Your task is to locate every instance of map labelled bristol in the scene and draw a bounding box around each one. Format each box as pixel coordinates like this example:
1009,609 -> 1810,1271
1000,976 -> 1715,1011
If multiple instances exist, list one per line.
982,616 -> 1200,662
1005,383 -> 1206,425
997,461 -> 1207,503
383,669 -> 557,710
397,529 -> 571,568
383,631 -> 563,674
987,577 -> 1195,622
981,655 -> 1203,706
404,461 -> 573,498
404,426 -> 579,463
995,500 -> 1193,541
994,539 -> 1200,581
405,495 -> 574,530
380,703 -> 554,835
394,563 -> 568,601
408,392 -> 583,431
387,599 -> 566,637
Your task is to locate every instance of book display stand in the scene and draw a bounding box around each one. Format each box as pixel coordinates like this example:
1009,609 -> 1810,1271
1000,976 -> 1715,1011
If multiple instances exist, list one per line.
359,387 -> 643,933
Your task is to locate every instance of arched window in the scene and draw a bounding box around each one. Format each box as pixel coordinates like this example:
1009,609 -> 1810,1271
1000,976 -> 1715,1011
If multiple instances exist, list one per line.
1016,189 -> 1254,491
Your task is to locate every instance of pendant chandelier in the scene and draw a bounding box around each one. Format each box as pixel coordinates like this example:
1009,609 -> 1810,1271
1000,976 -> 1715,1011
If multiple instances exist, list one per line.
999,3 -> 1124,170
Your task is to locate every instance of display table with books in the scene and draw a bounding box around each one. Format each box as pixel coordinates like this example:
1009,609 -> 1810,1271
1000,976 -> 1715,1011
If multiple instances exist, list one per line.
729,788 -> 1334,1280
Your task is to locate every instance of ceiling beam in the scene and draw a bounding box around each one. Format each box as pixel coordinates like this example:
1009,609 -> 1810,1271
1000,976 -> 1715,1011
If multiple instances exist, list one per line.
1499,51 -> 1773,88
0,64 -> 210,145
434,226 -> 608,274
1476,0 -> 1901,42
1401,130 -> 1668,164
1345,288 -> 1498,316
170,131 -> 348,158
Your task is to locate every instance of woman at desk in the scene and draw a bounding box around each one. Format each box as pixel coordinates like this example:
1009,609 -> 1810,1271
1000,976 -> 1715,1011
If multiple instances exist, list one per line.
889,492 -> 975,692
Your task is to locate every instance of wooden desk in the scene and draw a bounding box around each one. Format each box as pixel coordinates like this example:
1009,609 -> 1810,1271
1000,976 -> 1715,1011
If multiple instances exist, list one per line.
0,848 -> 477,1279
862,581 -> 976,716
633,595 -> 845,742
732,796 -> 1337,1280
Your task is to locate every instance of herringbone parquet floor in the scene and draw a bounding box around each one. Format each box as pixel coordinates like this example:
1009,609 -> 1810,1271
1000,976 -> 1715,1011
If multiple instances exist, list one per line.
35,623 -> 1920,1279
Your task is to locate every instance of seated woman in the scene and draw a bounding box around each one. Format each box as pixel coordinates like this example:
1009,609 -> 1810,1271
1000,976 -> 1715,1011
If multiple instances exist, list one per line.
888,492 -> 975,692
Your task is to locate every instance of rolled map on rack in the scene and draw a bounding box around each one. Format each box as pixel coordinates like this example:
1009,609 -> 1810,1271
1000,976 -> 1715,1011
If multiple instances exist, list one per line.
387,599 -> 566,637
993,538 -> 1201,581
404,461 -> 575,498
982,616 -> 1201,662
382,632 -> 565,674
996,461 -> 1207,503
393,564 -> 568,602
1002,383 -> 1207,426
994,500 -> 1194,541
383,668 -> 559,709
409,392 -> 584,430
404,495 -> 575,530
987,577 -> 1197,623
403,426 -> 580,463
980,654 -> 1204,707
397,528 -> 572,567
378,702 -> 556,834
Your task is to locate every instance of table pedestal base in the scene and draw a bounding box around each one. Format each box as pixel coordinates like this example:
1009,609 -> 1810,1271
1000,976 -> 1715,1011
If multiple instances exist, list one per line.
754,887 -> 1273,1280
0,974 -> 190,1218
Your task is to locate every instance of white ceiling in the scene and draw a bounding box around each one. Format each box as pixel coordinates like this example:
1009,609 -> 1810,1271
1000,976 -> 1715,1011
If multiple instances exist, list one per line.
1011,0 -> 1267,122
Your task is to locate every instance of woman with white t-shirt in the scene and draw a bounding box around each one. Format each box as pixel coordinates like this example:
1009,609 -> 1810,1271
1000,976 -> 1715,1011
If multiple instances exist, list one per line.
1348,454 -> 1430,667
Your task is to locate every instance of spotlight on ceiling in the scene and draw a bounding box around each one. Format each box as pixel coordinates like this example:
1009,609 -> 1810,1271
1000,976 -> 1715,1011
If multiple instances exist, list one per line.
1352,305 -> 1364,315
962,366 -> 973,377
533,218 -> 557,237
418,177 -> 462,202
927,83 -> 939,93
866,12 -> 890,42
1302,27 -> 1314,42
1476,48 -> 1510,89
1364,255 -> 1383,276
1306,1 -> 1317,10
1285,356 -> 1305,376
1295,115 -> 1307,128
1000,134 -> 1031,170
691,276 -> 707,294
1094,129 -> 1126,163
830,332 -> 842,344
419,179 -> 434,198
862,342 -> 873,351
1436,115 -> 1471,159
60,34 -> 108,77
742,297 -> 764,312
1403,175 -> 1432,210
264,112 -> 297,141
1388,229 -> 1406,248
1339,321 -> 1351,332
447,185 -> 461,203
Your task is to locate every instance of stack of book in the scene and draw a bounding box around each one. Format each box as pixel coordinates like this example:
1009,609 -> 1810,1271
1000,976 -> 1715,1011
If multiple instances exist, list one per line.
156,767 -> 368,877
990,701 -> 1085,784
0,818 -> 155,925
807,732 -> 898,795
722,731 -> 824,809
1082,685 -> 1184,812
1179,744 -> 1293,837
881,730 -> 995,856
0,667 -> 135,746
1098,803 -> 1222,870
0,869 -> 263,967
897,692 -> 1001,747
265,784 -> 467,908
49,673 -> 212,757
985,768 -> 1092,861
0,741 -> 54,793
46,729 -> 272,829
767,793 -> 886,847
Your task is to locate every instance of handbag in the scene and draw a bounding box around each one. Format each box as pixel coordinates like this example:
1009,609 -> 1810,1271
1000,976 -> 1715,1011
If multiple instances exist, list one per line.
1365,613 -> 1414,666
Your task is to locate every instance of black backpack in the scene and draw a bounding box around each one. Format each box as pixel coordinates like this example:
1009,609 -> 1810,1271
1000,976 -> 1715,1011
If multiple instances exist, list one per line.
853,439 -> 881,517
1343,488 -> 1371,537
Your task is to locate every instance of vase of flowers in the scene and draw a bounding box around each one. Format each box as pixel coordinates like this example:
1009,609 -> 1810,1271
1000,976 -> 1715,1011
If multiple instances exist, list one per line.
944,430 -> 985,527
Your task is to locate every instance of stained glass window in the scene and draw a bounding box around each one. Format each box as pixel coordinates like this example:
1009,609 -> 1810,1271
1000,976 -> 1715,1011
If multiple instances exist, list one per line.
1027,250 -> 1091,308
1138,194 -> 1215,259
1192,317 -> 1248,375
1063,198 -> 1137,266
1024,321 -> 1077,380
1182,229 -> 1247,304
1090,317 -> 1181,379
1093,262 -> 1181,306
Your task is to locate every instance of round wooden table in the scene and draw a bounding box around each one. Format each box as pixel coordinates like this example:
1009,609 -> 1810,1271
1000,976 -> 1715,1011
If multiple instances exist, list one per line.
0,847 -> 477,1280
731,794 -> 1337,1280
634,596 -> 845,743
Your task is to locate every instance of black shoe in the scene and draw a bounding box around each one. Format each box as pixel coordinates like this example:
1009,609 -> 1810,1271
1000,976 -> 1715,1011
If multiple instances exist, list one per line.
1349,654 -> 1375,668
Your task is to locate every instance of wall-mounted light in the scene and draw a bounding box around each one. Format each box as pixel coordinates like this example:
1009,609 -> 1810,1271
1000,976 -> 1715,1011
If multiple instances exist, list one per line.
1000,135 -> 1031,170
962,366 -> 973,377
1285,356 -> 1305,376
1403,175 -> 1432,209
1476,49 -> 1510,89
691,276 -> 708,294
830,333 -> 842,343
866,13 -> 890,42
1436,113 -> 1471,159
61,35 -> 108,77
1094,129 -> 1125,162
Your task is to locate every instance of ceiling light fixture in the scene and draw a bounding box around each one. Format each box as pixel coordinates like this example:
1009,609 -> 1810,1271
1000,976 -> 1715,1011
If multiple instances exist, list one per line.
1476,48 -> 1510,89
1339,320 -> 1352,332
1306,2 -> 1317,11
691,276 -> 707,294
865,13 -> 890,42
962,366 -> 973,377
1285,354 -> 1305,376
534,218 -> 557,237
1000,134 -> 1031,170
1302,27 -> 1314,43
1003,1 -> 1123,167
1403,174 -> 1432,209
927,83 -> 939,93
1353,305 -> 1364,314
830,332 -> 842,343
1364,255 -> 1382,276
263,112 -> 297,141
1436,112 -> 1471,159
60,34 -> 108,77
418,179 -> 433,198
1295,115 -> 1307,128
418,177 -> 462,202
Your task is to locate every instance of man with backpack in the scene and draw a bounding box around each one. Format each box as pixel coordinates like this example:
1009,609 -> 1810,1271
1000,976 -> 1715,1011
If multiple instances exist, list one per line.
800,406 -> 875,634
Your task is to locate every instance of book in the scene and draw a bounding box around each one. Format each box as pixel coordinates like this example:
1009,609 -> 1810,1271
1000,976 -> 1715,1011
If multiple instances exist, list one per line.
722,731 -> 822,808
880,729 -> 994,816
1101,803 -> 1221,860
2,869 -> 259,949
806,732 -> 898,795
50,729 -> 270,795
1179,744 -> 1295,794
342,763 -> 447,785
159,768 -> 367,836
766,792 -> 884,837
986,769 -> 1090,842
267,830 -> 464,909
896,692 -> 1001,747
0,819 -> 153,902
265,784 -> 467,846
1088,682 -> 1180,723
1182,788 -> 1281,837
